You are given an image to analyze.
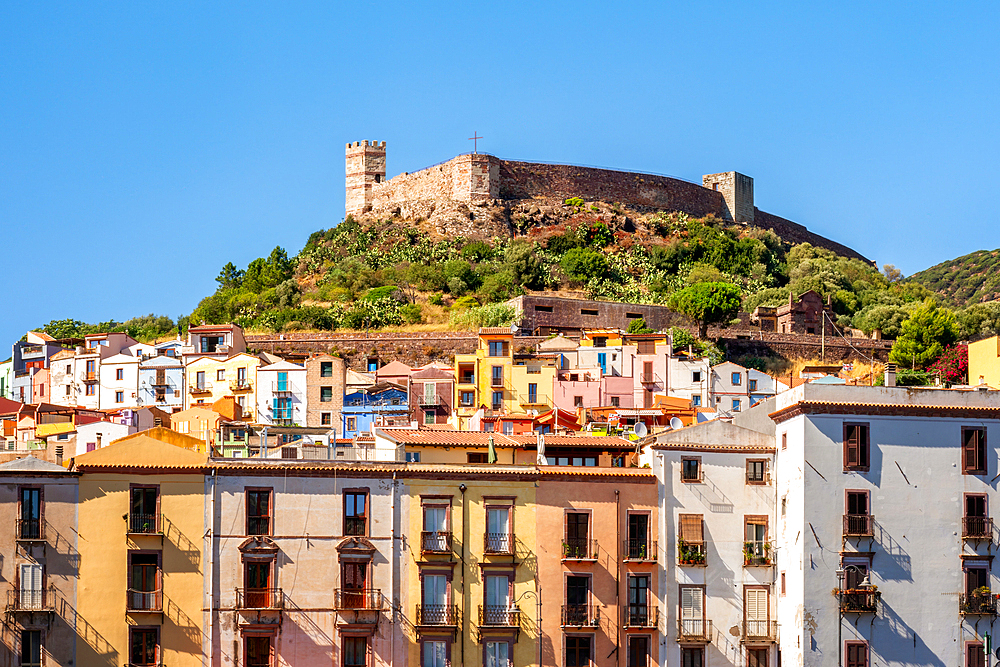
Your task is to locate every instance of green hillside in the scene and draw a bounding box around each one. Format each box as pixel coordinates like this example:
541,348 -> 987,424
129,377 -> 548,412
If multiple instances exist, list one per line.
908,249 -> 1000,307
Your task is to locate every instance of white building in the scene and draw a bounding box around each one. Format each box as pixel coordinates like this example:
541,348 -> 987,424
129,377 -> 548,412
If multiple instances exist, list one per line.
256,360 -> 307,427
668,354 -> 711,408
650,381 -> 1000,667
98,351 -> 142,409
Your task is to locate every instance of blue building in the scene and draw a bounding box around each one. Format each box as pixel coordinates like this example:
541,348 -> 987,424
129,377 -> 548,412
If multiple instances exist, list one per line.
342,381 -> 409,438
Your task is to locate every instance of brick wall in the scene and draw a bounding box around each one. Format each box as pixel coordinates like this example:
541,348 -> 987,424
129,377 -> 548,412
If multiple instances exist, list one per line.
510,295 -> 688,334
304,354 -> 345,429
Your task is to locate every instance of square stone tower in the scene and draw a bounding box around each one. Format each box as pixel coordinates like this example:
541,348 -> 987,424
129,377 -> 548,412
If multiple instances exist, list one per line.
345,140 -> 386,215
703,172 -> 754,223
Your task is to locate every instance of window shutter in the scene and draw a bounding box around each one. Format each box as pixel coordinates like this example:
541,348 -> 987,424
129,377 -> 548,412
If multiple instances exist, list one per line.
746,588 -> 767,621
679,515 -> 704,542
845,425 -> 859,467
965,430 -> 979,471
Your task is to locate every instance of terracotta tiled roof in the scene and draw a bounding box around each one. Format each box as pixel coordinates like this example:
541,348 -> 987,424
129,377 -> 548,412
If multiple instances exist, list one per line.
377,430 -> 518,447
71,435 -> 209,471
539,467 -> 655,478
504,435 -> 635,448
479,327 -> 514,335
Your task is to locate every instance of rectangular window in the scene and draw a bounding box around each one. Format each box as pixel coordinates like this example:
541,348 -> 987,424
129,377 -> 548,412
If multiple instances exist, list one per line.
627,513 -> 649,559
692,371 -> 702,382
488,341 -> 507,357
680,586 -> 705,635
502,421 -> 513,435
681,457 -> 701,482
346,417 -> 357,432
129,486 -> 159,534
528,383 -> 538,403
116,391 -> 124,403
745,516 -> 768,564
423,640 -> 447,667
491,365 -> 503,386
732,398 -> 741,412
610,395 -> 620,407
344,636 -> 368,667
637,340 -> 655,355
565,512 -> 590,558
581,308 -> 599,316
485,641 -> 510,667
65,384 -> 71,396
406,452 -> 421,463
116,368 -> 124,380
845,641 -> 868,667
594,337 -> 607,348
485,505 -> 512,553
18,563 -> 42,610
964,427 -> 988,475
566,635 -> 592,666
744,586 -> 769,638
18,487 -> 41,539
492,391 -> 503,411
422,503 -> 450,552
128,553 -> 161,611
627,575 -> 650,624
748,647 -> 768,667
217,369 -> 225,381
732,372 -> 742,385
681,647 -> 704,667
321,412 -> 331,426
747,459 -> 766,484
627,636 -> 649,667
320,386 -> 333,402
968,643 -> 986,667
965,561 -> 989,597
424,410 -> 436,425
468,452 -> 487,463
196,370 -> 206,390
781,432 -> 787,450
247,489 -> 272,536
200,335 -> 224,353
966,494 -> 990,538
534,305 -> 553,312
844,422 -> 870,471
130,627 -> 159,667
20,630 -> 42,667
86,383 -> 95,396
565,575 -> 590,623
320,361 -> 333,377
345,491 -> 368,536
246,636 -> 272,667
461,391 -> 475,407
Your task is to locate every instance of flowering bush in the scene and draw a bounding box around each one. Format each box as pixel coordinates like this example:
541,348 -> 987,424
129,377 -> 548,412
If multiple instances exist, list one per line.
928,343 -> 968,384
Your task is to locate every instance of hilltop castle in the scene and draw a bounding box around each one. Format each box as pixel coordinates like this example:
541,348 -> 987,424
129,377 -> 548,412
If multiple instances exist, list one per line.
345,140 -> 870,263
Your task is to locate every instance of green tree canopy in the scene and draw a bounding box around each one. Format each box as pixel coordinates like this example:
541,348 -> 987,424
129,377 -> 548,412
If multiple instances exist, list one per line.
889,299 -> 959,369
668,282 -> 742,338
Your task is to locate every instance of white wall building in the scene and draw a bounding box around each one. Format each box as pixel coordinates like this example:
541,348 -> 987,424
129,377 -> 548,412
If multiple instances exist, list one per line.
668,355 -> 711,408
711,361 -> 752,413
256,360 -> 307,427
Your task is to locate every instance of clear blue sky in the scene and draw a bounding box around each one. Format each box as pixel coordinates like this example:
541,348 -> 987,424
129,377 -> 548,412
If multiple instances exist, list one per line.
3,1 -> 998,349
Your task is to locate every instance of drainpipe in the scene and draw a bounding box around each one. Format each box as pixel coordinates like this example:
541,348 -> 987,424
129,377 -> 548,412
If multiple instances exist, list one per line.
615,488 -> 621,667
459,483 -> 468,667
207,466 -> 217,667
391,471 -> 398,667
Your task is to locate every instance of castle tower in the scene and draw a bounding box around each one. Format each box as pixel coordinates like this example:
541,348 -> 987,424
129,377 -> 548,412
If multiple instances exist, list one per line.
702,172 -> 754,223
345,140 -> 387,216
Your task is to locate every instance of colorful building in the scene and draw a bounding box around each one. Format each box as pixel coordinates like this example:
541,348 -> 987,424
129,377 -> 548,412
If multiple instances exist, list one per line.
255,360 -> 307,426
969,334 -> 1000,387
305,353 -> 346,430
343,382 -> 409,438
70,436 -> 208,667
184,352 -> 262,419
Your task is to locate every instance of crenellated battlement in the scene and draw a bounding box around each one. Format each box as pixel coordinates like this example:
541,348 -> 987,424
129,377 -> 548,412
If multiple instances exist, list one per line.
345,140 -> 387,150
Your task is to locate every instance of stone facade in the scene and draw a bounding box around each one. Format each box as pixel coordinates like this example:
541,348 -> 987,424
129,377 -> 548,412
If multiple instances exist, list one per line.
345,140 -> 387,216
508,295 -> 687,335
702,171 -> 754,223
776,290 -> 833,335
304,354 -> 345,431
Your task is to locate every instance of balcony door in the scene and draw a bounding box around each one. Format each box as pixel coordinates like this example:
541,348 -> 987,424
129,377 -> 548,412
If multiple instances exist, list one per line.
130,487 -> 158,533
342,560 -> 368,609
744,587 -> 768,636
485,641 -> 509,667
566,512 -> 589,557
487,507 -> 510,552
19,563 -> 42,610
966,564 -> 989,597
129,554 -> 160,610
422,574 -> 448,623
680,586 -> 704,635
276,371 -> 287,392
130,628 -> 159,667
423,641 -> 447,667
628,575 -> 649,624
19,488 -> 40,539
485,575 -> 510,624
424,506 -> 448,551
566,576 -> 589,624
628,514 -> 648,558
245,561 -> 272,608
627,636 -> 649,667
196,370 -> 206,389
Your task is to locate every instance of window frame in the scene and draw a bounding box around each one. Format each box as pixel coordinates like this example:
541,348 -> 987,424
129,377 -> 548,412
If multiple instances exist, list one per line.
342,635 -> 369,667
419,637 -> 451,667
17,485 -> 43,540
843,422 -> 870,472
565,634 -> 593,667
844,640 -> 869,667
20,628 -> 43,667
966,641 -> 986,667
128,625 -> 161,667
680,457 -> 702,483
127,550 -> 163,611
320,361 -> 333,378
963,426 -> 988,475
344,489 -> 369,537
746,459 -> 767,485
245,487 -> 273,537
320,386 -> 333,403
731,372 -> 742,386
244,633 -> 274,667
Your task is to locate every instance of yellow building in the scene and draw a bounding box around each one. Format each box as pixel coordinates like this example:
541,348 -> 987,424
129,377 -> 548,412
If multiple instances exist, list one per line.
968,335 -> 1000,387
71,435 -> 208,667
402,467 -> 539,667
185,352 -> 262,419
453,328 -> 556,430
578,328 -> 624,347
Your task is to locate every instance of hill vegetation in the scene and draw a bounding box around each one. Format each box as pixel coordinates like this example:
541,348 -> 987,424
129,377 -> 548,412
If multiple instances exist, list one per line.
908,249 -> 1000,306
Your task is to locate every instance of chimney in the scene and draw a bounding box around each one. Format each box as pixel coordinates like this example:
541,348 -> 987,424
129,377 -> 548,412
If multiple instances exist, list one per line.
55,445 -> 63,466
96,432 -> 103,449
884,363 -> 897,388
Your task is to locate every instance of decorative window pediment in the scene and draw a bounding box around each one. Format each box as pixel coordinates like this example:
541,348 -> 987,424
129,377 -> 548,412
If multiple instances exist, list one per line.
337,536 -> 377,556
238,536 -> 280,555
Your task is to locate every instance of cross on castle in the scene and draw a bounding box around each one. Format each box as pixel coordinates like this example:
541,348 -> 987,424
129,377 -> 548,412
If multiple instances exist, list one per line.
468,132 -> 483,154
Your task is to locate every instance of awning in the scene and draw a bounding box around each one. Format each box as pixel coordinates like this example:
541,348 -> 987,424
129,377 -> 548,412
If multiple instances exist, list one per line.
614,409 -> 664,417
36,422 -> 77,437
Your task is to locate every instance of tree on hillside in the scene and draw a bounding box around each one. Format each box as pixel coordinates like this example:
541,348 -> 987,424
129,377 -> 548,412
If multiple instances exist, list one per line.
667,282 -> 742,338
560,247 -> 609,282
627,317 -> 653,334
889,299 -> 959,369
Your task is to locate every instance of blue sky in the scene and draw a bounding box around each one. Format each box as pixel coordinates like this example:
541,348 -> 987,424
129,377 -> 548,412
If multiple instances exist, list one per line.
3,1 -> 998,349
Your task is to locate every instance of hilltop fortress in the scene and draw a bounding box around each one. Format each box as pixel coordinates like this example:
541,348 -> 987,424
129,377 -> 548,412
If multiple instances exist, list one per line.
345,140 -> 870,263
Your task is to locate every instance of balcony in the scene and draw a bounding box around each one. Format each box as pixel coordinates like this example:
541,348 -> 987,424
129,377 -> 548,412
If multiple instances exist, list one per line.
188,382 -> 213,395
6,587 -> 55,613
83,372 -> 98,383
677,540 -> 706,567
334,588 -> 383,610
677,618 -> 712,643
236,588 -> 284,610
743,542 -> 773,567
561,604 -> 599,627
623,603 -> 658,627
743,620 -> 777,643
479,604 -> 521,627
421,531 -> 453,554
843,514 -> 875,537
458,373 -> 476,386
419,394 -> 445,406
416,604 -> 459,627
230,379 -> 253,392
491,376 -> 504,388
839,588 -> 880,613
16,518 -> 44,542
562,538 -> 599,561
963,517 -> 994,540
484,532 -> 514,555
126,513 -> 162,535
961,591 -> 998,615
127,588 -> 163,613
640,373 -> 658,384
518,393 -> 550,407
623,539 -> 657,561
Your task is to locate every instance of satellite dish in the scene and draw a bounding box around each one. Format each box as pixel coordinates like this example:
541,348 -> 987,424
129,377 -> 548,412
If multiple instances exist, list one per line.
670,417 -> 684,430
633,422 -> 648,438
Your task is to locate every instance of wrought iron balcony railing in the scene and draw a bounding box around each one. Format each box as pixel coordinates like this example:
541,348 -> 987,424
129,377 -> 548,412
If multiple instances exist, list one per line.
677,540 -> 706,566
16,518 -> 43,541
344,517 -> 367,536
127,513 -> 161,535
6,587 -> 55,613
416,604 -> 458,626
964,517 -> 994,540
236,588 -> 283,610
562,537 -> 599,560
479,604 -> 521,626
960,592 -> 998,615
484,532 -> 514,554
421,531 -> 453,554
247,516 -> 271,536
843,514 -> 874,537
743,619 -> 777,642
127,588 -> 163,612
677,618 -> 712,642
839,588 -> 880,613
334,588 -> 382,610
623,603 -> 658,627
561,604 -> 599,627
623,539 -> 656,561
